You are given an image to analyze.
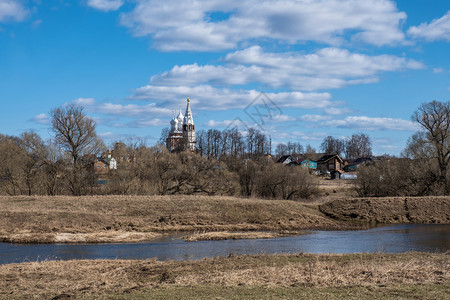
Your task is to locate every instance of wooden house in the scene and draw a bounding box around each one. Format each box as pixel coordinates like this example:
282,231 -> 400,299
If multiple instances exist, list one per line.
316,154 -> 344,174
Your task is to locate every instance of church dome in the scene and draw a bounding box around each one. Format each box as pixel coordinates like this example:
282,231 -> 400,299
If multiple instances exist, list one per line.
170,115 -> 178,132
177,111 -> 183,122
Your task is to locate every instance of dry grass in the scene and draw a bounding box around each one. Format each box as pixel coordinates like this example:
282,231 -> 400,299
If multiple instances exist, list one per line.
319,196 -> 450,224
2,232 -> 162,244
0,195 -> 357,243
0,252 -> 447,299
182,231 -> 302,242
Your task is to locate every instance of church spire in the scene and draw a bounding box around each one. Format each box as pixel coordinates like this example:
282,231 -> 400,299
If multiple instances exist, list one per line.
183,98 -> 194,125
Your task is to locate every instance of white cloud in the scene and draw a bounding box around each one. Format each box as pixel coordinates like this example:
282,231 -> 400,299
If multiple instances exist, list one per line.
120,0 -> 407,51
300,115 -> 328,122
98,103 -> 172,117
132,84 -> 333,110
433,68 -> 444,73
324,107 -> 353,115
31,19 -> 42,29
58,98 -> 173,128
151,47 -> 424,91
277,130 -> 326,142
271,114 -> 296,122
87,0 -> 124,12
71,97 -> 97,107
205,119 -> 235,127
322,116 -> 418,131
30,113 -> 50,125
408,11 -> 450,42
0,0 -> 28,22
130,118 -> 167,127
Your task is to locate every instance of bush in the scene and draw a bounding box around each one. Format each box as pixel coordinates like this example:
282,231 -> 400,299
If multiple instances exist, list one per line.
254,162 -> 318,200
355,158 -> 446,197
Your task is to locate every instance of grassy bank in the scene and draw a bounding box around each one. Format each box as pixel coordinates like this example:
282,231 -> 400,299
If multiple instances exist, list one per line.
1,194 -> 448,243
0,252 -> 447,299
0,195 -> 356,243
319,196 -> 450,224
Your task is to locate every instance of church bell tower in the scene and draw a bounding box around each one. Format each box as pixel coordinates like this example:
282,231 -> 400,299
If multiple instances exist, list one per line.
182,98 -> 196,151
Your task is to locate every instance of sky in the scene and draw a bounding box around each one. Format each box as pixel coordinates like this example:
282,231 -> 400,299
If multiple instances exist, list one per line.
0,0 -> 449,155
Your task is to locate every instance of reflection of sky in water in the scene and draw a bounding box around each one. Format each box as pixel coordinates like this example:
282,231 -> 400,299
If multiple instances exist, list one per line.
0,224 -> 448,264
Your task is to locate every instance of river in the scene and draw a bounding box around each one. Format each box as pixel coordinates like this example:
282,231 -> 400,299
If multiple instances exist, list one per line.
0,224 -> 448,264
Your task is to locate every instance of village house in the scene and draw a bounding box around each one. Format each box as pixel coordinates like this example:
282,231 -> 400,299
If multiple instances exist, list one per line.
297,158 -> 317,169
343,157 -> 372,172
276,155 -> 296,165
316,154 -> 344,177
93,150 -> 117,176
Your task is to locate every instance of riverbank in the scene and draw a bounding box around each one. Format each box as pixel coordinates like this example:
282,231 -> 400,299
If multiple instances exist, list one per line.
319,196 -> 450,224
1,194 -> 449,243
0,195 -> 358,244
0,252 -> 447,299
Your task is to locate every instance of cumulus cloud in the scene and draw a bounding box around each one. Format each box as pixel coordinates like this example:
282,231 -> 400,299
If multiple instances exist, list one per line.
87,0 -> 124,12
120,0 -> 407,51
0,0 -> 28,22
408,11 -> 450,42
151,47 -> 424,91
300,113 -> 418,131
321,116 -> 418,131
205,119 -> 236,127
324,107 -> 353,115
300,115 -> 329,122
98,103 -> 172,117
132,84 -> 334,110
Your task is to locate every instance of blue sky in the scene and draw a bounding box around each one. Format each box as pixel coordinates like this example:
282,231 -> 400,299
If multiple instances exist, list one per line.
1,0 -> 449,155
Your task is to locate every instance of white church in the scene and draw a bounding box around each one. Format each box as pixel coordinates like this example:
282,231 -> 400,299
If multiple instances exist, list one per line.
166,98 -> 196,152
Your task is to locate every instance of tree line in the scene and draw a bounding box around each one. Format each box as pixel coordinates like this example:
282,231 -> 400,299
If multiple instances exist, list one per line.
0,100 -> 448,197
356,100 -> 449,196
0,104 -> 317,199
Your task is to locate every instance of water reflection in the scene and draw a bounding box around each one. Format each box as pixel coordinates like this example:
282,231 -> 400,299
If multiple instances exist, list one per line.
0,224 -> 448,264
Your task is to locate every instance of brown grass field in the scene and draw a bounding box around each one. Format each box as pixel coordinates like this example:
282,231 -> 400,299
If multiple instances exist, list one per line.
0,180 -> 449,243
0,194 -> 360,243
0,252 -> 448,299
0,182 -> 449,299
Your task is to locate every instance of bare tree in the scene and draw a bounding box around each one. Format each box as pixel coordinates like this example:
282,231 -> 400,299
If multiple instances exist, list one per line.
344,133 -> 372,161
0,135 -> 29,195
412,100 -> 450,193
305,144 -> 316,155
320,136 -> 345,156
276,143 -> 288,157
50,104 -> 105,195
402,131 -> 435,159
159,128 -> 170,145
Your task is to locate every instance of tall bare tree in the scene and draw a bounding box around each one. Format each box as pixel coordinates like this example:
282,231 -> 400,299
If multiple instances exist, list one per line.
0,135 -> 30,195
50,104 -> 104,195
412,100 -> 450,193
320,136 -> 345,157
344,133 -> 372,161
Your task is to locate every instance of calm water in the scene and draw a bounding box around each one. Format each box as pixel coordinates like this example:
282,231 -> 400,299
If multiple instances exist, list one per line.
0,224 -> 448,264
